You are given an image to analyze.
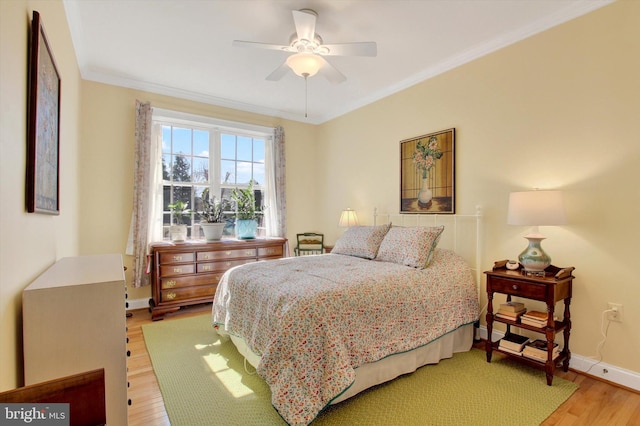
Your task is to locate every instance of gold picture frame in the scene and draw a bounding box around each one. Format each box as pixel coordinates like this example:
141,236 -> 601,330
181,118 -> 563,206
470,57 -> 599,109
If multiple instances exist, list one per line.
26,11 -> 61,214
400,128 -> 455,214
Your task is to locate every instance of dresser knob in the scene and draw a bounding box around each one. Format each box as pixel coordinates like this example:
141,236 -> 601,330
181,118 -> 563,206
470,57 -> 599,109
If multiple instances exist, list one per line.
512,284 -> 519,290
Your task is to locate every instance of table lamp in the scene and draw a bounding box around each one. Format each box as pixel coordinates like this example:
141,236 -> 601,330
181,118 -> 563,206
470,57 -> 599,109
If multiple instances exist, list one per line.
338,208 -> 359,227
507,190 -> 567,274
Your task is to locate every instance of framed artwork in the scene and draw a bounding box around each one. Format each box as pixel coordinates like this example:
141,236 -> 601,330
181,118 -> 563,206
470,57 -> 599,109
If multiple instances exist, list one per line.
27,11 -> 61,214
400,128 -> 455,214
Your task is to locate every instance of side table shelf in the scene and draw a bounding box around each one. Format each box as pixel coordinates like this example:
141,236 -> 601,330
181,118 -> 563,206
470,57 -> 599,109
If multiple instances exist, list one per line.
485,261 -> 575,385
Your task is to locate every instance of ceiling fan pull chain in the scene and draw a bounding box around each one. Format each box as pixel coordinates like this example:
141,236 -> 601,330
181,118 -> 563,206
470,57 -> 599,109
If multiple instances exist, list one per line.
304,74 -> 309,118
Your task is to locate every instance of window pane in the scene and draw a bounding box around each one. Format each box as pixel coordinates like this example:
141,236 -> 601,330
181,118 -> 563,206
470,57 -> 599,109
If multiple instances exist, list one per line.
221,160 -> 235,184
172,155 -> 192,182
194,186 -> 206,221
253,163 -> 265,185
236,162 -> 252,184
221,134 -> 236,159
172,186 -> 192,225
237,136 -> 252,161
194,130 -> 209,156
220,188 -> 234,205
173,127 -> 192,155
162,155 -> 171,180
162,126 -> 171,153
255,190 -> 264,211
253,139 -> 265,163
192,157 -> 209,183
163,185 -> 171,210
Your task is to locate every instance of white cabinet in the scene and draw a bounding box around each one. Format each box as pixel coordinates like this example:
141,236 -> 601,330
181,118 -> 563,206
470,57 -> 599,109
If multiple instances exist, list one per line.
23,254 -> 127,425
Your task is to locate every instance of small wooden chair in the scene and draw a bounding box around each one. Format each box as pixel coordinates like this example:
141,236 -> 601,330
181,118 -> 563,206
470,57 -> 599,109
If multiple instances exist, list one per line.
294,233 -> 324,256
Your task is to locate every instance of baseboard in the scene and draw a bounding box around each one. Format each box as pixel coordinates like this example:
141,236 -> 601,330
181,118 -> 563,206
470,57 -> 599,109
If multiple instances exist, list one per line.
127,298 -> 151,311
477,325 -> 640,392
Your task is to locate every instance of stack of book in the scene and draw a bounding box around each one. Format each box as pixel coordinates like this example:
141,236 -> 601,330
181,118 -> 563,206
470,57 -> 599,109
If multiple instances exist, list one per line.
498,333 -> 529,356
522,339 -> 560,362
495,301 -> 526,322
520,310 -> 555,328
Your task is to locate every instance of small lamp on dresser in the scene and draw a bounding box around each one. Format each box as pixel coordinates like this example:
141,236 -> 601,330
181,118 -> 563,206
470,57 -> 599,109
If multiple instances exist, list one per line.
507,190 -> 567,275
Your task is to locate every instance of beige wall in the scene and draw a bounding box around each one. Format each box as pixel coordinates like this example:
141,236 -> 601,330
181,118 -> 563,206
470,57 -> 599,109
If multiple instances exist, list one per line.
0,0 -> 82,390
316,1 -> 640,373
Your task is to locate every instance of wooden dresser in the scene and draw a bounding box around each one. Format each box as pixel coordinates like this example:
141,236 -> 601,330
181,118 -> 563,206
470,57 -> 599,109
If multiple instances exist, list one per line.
150,238 -> 287,320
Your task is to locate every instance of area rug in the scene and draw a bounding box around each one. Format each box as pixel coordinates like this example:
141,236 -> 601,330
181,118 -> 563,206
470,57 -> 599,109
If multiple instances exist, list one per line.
142,314 -> 578,425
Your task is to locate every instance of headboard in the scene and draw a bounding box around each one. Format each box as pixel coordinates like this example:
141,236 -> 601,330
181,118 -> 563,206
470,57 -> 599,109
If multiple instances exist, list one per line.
373,206 -> 483,299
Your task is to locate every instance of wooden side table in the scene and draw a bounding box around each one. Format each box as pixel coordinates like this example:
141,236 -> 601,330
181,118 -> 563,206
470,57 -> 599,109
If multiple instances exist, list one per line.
485,260 -> 574,385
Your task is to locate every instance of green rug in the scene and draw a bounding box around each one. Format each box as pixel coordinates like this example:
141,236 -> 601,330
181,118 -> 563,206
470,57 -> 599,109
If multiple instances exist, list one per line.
142,314 -> 578,425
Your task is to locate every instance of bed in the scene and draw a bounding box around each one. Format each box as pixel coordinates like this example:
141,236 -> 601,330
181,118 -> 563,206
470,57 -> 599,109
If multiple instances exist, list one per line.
212,209 -> 482,425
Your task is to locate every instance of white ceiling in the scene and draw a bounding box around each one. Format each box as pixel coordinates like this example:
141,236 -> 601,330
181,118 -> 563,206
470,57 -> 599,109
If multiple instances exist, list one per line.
63,0 -> 611,124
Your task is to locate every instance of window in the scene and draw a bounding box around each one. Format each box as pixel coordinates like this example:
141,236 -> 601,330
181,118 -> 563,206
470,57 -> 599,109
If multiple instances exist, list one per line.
153,109 -> 273,240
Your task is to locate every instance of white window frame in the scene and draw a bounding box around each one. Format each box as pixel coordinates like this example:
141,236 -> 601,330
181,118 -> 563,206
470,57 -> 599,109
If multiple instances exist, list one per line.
153,108 -> 273,240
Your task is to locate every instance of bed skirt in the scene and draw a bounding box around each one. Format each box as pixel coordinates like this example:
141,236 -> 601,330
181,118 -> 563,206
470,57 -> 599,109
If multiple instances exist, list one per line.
221,323 -> 474,405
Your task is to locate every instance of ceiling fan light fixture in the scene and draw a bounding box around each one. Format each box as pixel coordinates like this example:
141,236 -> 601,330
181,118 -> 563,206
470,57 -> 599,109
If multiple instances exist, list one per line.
286,52 -> 323,78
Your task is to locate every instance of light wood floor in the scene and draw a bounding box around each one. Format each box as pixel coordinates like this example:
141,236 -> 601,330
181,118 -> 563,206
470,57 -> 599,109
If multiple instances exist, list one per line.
127,304 -> 640,425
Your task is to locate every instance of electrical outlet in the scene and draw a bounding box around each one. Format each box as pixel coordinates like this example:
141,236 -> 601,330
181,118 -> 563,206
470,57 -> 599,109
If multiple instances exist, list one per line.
607,303 -> 623,322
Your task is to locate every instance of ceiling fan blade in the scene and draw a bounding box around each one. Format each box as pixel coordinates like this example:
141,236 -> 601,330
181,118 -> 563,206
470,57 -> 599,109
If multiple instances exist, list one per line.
265,62 -> 290,81
292,9 -> 317,42
319,57 -> 346,84
233,40 -> 292,52
321,42 -> 377,57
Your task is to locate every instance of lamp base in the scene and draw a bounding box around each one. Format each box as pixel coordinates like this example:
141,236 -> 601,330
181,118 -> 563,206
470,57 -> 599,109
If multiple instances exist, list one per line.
518,235 -> 551,273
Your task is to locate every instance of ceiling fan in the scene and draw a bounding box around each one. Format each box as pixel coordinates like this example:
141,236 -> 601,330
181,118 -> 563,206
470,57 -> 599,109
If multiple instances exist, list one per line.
233,9 -> 377,84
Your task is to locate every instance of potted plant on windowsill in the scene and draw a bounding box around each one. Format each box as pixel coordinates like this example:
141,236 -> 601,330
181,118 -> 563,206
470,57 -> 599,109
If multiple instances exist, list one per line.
168,200 -> 189,242
231,180 -> 260,239
199,188 -> 229,241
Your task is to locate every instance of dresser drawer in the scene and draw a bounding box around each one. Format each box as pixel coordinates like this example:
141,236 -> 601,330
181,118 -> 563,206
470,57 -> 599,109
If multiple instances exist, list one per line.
158,251 -> 195,264
258,245 -> 284,258
160,273 -> 223,289
161,285 -> 216,303
159,264 -> 195,277
197,259 -> 254,273
489,276 -> 546,300
197,248 -> 257,261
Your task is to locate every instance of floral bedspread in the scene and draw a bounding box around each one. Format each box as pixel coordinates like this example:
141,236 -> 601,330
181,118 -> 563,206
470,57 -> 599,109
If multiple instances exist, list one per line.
212,249 -> 478,425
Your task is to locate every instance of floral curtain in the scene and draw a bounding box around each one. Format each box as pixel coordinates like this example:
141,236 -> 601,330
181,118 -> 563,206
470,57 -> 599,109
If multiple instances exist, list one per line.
265,126 -> 286,237
126,100 -> 163,287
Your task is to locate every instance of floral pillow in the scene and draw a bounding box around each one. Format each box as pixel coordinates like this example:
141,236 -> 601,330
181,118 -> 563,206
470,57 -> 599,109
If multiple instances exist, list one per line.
331,224 -> 391,259
376,225 -> 445,269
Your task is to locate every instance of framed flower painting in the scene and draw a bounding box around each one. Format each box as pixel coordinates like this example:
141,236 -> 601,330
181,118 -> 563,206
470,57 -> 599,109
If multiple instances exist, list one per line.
400,128 -> 455,214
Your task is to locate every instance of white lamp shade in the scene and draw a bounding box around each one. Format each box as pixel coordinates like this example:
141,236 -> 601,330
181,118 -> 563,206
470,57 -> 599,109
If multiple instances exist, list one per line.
338,209 -> 359,227
286,53 -> 324,77
507,191 -> 567,226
